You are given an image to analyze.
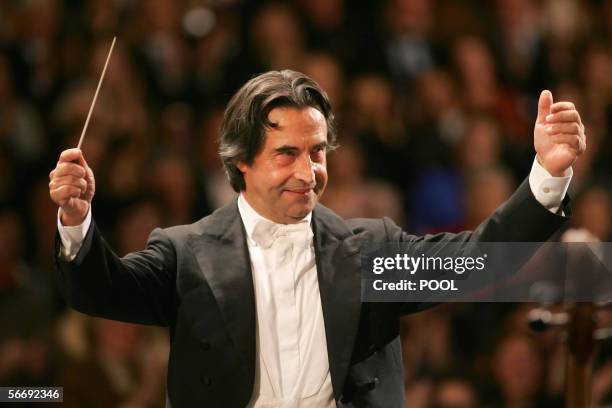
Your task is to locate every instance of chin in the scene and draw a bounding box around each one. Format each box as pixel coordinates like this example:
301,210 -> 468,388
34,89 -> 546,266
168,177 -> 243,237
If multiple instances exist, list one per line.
288,203 -> 314,219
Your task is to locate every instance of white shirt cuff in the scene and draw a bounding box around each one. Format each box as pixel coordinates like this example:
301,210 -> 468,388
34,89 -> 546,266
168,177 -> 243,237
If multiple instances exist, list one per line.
528,157 -> 572,214
57,208 -> 92,261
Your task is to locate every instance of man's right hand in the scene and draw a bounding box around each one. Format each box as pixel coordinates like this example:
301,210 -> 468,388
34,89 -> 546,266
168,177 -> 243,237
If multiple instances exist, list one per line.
49,148 -> 96,226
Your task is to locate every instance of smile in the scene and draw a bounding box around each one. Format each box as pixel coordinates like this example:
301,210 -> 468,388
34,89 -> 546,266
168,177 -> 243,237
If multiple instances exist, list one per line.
284,189 -> 313,196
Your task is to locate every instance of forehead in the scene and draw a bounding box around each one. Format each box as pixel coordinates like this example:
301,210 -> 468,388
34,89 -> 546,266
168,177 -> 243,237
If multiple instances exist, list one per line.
264,106 -> 327,145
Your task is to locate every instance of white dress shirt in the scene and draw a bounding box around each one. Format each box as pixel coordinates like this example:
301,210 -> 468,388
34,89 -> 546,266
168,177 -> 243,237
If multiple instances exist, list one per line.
57,158 -> 572,406
238,195 -> 334,407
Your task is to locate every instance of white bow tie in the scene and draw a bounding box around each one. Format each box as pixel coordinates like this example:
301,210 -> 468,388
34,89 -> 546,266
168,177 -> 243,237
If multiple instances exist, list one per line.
251,219 -> 313,249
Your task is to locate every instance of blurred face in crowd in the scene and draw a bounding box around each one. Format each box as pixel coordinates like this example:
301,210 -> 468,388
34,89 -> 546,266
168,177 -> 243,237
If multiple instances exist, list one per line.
301,53 -> 343,107
433,379 -> 478,408
238,107 -> 328,224
494,335 -> 541,400
574,186 -> 611,240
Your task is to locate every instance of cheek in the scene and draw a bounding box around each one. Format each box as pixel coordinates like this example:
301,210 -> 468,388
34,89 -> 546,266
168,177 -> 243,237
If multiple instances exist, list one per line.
314,164 -> 328,187
266,168 -> 294,189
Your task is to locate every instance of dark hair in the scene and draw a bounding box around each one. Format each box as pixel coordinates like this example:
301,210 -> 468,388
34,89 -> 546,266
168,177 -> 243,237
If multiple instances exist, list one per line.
219,69 -> 337,192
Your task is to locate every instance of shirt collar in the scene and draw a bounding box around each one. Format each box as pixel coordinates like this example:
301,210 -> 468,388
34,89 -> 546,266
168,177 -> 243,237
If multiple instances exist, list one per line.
237,194 -> 313,243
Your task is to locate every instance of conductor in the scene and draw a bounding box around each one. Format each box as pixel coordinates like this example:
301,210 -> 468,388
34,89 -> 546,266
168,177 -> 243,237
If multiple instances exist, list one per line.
50,70 -> 585,407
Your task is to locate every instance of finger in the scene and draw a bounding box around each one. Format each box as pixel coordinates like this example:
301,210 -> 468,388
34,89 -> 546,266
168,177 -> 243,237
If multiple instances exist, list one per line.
551,134 -> 580,149
59,148 -> 85,164
52,162 -> 86,178
545,110 -> 581,124
546,122 -> 582,135
550,101 -> 575,114
578,131 -> 587,151
85,166 -> 96,189
51,184 -> 84,199
49,176 -> 87,191
59,197 -> 78,208
51,185 -> 84,205
536,90 -> 553,124
81,154 -> 91,169
50,174 -> 85,185
49,180 -> 85,196
85,166 -> 94,181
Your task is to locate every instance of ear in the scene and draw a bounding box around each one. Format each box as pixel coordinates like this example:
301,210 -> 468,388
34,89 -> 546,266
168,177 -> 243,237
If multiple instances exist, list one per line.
236,160 -> 248,173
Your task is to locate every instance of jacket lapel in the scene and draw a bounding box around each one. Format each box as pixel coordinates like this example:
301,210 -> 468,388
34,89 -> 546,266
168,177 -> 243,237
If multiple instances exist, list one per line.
187,201 -> 256,386
186,201 -> 364,402
313,204 -> 364,401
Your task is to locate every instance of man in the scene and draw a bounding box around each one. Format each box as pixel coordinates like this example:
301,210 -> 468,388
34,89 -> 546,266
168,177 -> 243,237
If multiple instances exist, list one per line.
50,70 -> 585,407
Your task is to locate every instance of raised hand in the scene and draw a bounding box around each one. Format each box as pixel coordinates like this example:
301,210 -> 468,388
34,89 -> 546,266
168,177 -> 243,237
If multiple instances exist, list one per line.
49,148 -> 95,226
534,90 -> 586,176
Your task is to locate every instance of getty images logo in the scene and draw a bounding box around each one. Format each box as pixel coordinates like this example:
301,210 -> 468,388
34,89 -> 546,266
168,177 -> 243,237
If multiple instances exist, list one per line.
371,253 -> 488,275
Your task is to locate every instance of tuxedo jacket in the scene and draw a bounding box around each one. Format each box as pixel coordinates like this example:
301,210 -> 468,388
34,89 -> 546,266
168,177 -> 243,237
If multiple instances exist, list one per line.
55,178 -> 569,407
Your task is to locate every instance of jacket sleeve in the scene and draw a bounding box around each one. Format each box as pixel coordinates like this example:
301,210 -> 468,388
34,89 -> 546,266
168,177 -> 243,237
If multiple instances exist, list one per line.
383,177 -> 570,315
54,221 -> 177,326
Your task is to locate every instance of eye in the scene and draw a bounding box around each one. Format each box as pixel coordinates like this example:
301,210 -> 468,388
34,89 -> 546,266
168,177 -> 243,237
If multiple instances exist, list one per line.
274,150 -> 297,165
311,146 -> 326,162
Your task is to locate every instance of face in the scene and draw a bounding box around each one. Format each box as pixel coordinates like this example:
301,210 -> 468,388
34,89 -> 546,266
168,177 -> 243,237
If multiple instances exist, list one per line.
237,106 -> 328,224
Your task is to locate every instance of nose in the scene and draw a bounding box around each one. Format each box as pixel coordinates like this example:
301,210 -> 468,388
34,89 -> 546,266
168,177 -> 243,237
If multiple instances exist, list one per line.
294,153 -> 315,186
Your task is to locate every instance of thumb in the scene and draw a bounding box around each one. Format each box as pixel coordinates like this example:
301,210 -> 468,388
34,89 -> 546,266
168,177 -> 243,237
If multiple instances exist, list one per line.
536,90 -> 553,124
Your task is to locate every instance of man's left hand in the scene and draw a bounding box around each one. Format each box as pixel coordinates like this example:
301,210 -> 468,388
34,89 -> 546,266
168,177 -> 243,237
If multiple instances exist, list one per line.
534,90 -> 586,176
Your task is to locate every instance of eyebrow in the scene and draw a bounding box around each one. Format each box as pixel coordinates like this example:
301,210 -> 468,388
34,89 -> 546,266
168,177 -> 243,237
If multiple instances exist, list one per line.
275,145 -> 298,154
274,141 -> 328,154
312,141 -> 329,151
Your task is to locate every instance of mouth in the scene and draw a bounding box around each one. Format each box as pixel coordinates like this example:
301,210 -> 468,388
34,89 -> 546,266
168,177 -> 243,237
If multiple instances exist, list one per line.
283,188 -> 314,197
